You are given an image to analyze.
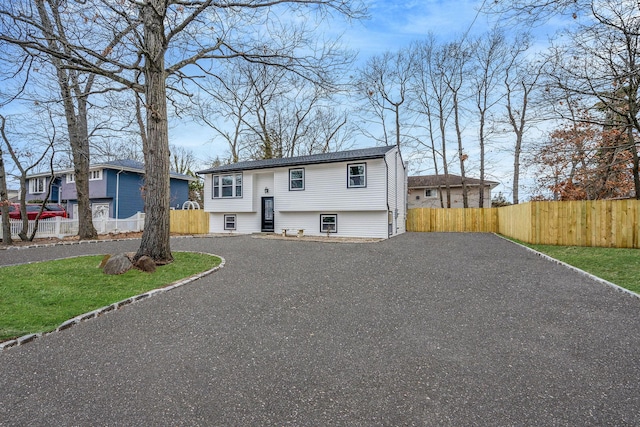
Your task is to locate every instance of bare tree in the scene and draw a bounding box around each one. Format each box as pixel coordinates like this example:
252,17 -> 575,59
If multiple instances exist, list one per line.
357,48 -> 415,149
440,40 -> 471,207
0,113 -> 56,241
195,58 -> 352,161
192,69 -> 254,163
0,0 -> 365,263
540,0 -> 640,198
502,40 -> 546,204
468,29 -> 510,207
411,36 -> 454,207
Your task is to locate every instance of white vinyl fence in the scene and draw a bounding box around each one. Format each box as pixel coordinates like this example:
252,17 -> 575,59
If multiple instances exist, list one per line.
0,212 -> 145,240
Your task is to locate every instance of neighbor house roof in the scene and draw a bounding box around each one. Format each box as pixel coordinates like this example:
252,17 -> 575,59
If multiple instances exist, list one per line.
197,146 -> 396,174
409,174 -> 499,189
26,159 -> 196,181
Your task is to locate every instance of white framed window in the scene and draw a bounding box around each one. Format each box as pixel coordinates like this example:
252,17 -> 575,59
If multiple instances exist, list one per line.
289,168 -> 305,191
347,163 -> 366,188
29,177 -> 46,194
89,169 -> 103,181
224,214 -> 236,230
320,214 -> 337,233
212,173 -> 243,198
425,189 -> 437,198
67,170 -> 101,183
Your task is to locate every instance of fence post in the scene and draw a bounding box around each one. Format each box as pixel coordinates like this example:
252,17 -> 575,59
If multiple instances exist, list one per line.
55,216 -> 63,238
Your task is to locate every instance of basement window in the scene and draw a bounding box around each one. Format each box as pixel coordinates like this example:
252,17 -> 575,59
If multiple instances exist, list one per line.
224,214 -> 236,230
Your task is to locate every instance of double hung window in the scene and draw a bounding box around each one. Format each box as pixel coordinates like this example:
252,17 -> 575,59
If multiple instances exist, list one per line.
212,173 -> 243,198
29,177 -> 46,194
224,214 -> 237,230
348,163 -> 366,188
320,214 -> 337,233
289,168 -> 305,191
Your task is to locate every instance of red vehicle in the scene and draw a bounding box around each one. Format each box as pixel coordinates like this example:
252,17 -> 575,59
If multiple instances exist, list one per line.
3,203 -> 68,220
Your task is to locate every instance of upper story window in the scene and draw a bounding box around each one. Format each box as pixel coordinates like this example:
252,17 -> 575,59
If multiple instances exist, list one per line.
425,189 -> 437,198
212,173 -> 242,198
347,163 -> 366,188
29,177 -> 46,194
67,169 -> 102,183
289,168 -> 305,191
89,169 -> 102,180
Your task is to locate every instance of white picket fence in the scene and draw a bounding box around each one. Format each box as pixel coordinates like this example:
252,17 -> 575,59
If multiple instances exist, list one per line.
0,212 -> 145,240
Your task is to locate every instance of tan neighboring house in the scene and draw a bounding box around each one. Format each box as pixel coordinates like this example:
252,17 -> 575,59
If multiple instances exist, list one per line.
408,174 -> 499,208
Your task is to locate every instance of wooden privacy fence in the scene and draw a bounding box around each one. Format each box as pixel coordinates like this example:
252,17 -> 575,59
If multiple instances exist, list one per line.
407,207 -> 498,233
407,199 -> 640,248
170,209 -> 209,234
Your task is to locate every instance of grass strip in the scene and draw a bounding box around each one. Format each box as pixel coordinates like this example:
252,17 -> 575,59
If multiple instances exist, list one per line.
0,252 -> 221,341
515,242 -> 640,295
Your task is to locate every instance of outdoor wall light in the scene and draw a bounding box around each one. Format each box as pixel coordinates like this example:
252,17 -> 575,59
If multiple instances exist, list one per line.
264,187 -> 269,194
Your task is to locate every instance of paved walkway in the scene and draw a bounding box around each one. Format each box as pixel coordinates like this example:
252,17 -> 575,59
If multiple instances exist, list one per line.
1,233 -> 639,426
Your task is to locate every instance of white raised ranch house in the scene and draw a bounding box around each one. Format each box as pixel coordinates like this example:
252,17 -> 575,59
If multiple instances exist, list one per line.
197,146 -> 407,239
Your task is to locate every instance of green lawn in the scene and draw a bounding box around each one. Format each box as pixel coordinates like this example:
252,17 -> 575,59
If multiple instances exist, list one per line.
519,243 -> 640,295
0,252 -> 221,341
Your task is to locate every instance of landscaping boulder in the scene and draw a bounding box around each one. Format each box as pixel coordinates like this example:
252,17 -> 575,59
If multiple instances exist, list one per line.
102,253 -> 133,275
135,255 -> 156,273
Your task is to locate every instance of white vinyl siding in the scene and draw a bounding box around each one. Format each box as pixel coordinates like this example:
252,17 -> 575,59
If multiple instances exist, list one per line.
277,211 -> 389,238
204,172 -> 254,212
385,148 -> 406,235
275,160 -> 387,212
208,212 -> 261,234
201,146 -> 406,239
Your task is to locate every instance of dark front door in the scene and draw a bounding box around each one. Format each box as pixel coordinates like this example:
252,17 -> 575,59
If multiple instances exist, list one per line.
261,197 -> 274,232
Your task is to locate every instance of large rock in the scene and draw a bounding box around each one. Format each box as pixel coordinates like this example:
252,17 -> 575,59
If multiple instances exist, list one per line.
135,255 -> 156,273
102,253 -> 133,275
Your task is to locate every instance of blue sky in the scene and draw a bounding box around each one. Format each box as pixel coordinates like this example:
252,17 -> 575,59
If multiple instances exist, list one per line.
174,0 -> 498,158
347,0 -> 492,56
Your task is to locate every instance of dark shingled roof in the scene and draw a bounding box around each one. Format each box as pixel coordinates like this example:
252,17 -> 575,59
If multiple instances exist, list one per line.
95,159 -> 194,180
26,159 -> 195,181
408,174 -> 499,188
197,146 -> 396,174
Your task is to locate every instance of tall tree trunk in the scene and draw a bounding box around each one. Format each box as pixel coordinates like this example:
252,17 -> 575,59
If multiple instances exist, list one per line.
395,104 -> 401,149
513,130 -> 523,205
0,134 -> 12,245
69,98 -> 97,239
478,115 -> 486,208
35,0 -> 97,239
136,1 -> 173,264
453,92 -> 468,208
439,116 -> 451,208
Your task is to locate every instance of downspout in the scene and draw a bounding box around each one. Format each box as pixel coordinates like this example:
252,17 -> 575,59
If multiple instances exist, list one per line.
383,153 -> 391,237
395,151 -> 399,233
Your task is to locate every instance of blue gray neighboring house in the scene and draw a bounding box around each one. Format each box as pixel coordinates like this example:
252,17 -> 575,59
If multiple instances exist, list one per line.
24,159 -> 196,219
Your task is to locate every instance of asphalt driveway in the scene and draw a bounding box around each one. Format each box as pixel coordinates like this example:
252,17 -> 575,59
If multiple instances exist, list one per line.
1,233 -> 639,426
